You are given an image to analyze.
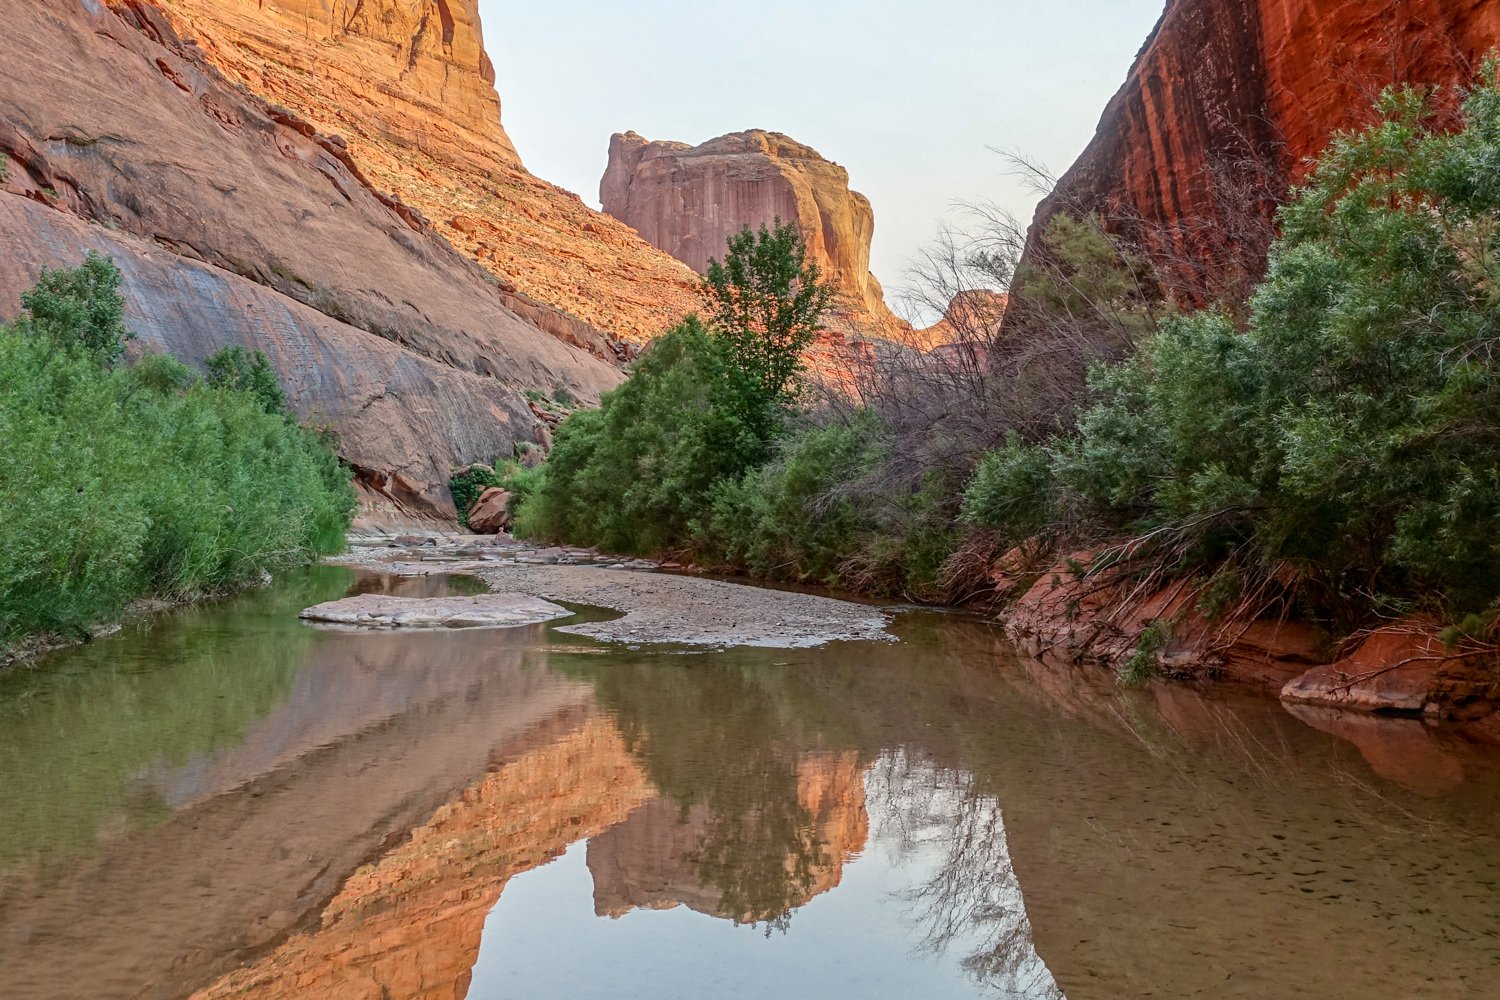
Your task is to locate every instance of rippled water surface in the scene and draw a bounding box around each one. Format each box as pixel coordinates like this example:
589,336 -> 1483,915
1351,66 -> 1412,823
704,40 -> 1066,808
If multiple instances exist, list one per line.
2,566 -> 1499,999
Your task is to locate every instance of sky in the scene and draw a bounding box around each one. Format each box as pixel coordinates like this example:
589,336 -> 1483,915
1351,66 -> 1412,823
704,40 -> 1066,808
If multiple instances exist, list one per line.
483,0 -> 1166,308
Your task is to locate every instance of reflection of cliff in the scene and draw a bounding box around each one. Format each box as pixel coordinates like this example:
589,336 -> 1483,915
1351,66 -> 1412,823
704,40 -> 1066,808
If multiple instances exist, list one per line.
194,716 -> 653,1000
0,630 -> 595,1000
588,751 -> 869,923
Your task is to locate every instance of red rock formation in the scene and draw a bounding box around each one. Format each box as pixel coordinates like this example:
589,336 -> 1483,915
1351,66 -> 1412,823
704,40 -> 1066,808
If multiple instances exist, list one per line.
0,0 -> 624,517
1005,549 -> 1326,690
601,130 -> 902,335
1024,0 -> 1500,295
1281,620 -> 1500,718
151,0 -> 702,344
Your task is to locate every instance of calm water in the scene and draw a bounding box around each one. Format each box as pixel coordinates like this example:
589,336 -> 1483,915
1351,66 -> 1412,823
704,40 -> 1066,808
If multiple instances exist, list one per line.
2,566 -> 1499,999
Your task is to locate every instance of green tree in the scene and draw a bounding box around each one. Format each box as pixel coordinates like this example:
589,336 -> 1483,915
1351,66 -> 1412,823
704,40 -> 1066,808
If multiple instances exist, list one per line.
515,223 -> 835,555
19,251 -> 132,364
703,219 -> 834,440
204,345 -> 288,415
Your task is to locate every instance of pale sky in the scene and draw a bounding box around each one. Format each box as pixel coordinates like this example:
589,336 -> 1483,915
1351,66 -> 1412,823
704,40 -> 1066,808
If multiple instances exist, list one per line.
484,1 -> 1166,309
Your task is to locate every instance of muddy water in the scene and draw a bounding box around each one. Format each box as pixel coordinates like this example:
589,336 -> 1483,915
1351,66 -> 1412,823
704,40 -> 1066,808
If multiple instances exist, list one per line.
2,569 -> 1499,999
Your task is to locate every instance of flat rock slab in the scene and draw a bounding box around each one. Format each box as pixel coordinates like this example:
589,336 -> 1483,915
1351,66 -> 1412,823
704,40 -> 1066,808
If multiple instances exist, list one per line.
472,564 -> 891,649
300,593 -> 571,630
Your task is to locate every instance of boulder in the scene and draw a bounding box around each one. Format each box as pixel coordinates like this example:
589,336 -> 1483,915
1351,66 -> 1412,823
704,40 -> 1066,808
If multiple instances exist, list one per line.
466,488 -> 512,535
1280,620 -> 1500,718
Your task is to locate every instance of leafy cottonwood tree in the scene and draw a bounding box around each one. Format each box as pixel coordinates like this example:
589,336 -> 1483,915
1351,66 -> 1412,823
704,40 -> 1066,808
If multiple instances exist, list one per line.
703,219 -> 834,441
513,222 -> 833,554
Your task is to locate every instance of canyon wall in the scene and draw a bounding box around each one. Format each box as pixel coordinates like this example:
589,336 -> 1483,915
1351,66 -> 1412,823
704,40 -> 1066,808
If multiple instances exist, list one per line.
601,129 -> 902,335
0,0 -> 625,518
152,0 -> 702,345
1025,0 -> 1500,293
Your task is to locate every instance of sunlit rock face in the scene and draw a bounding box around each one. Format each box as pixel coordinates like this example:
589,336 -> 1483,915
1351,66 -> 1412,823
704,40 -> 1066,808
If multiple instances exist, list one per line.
602,130 -> 902,336
155,0 -> 521,170
0,0 -> 622,518
1023,0 -> 1500,295
587,751 -> 870,923
151,0 -> 702,346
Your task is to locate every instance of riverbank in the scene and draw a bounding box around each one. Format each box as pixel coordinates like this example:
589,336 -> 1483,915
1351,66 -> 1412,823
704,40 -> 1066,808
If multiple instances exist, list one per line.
342,530 -> 1500,736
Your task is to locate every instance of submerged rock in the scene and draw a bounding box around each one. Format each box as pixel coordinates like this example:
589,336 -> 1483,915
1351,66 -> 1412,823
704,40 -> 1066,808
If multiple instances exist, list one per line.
300,593 -> 570,630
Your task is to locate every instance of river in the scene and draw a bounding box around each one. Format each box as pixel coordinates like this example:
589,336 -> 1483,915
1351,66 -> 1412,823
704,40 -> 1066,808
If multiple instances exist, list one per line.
2,566 -> 1498,999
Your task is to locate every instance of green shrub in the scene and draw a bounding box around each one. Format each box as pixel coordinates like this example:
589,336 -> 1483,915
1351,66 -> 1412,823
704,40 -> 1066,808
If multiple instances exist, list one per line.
701,415 -> 882,582
961,432 -> 1057,538
448,464 -> 503,526
0,258 -> 355,649
18,251 -> 132,364
204,345 -> 288,415
514,316 -> 763,553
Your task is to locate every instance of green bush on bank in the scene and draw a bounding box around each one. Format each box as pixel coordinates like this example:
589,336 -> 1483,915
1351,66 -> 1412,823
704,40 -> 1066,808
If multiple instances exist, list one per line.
514,221 -> 831,556
963,74 -> 1500,622
513,315 -> 765,553
0,254 -> 356,648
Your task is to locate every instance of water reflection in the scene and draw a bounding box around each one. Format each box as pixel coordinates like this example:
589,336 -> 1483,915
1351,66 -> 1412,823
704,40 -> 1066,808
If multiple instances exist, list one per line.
2,575 -> 1500,999
870,752 -> 1061,999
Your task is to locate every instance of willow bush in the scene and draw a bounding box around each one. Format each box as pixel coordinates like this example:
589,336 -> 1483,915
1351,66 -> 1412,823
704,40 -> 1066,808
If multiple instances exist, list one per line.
0,254 -> 355,649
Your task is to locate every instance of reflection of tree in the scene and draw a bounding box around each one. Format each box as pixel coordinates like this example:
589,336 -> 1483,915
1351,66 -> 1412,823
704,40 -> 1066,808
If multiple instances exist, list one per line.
0,566 -> 347,875
870,750 -> 1065,998
559,657 -> 834,932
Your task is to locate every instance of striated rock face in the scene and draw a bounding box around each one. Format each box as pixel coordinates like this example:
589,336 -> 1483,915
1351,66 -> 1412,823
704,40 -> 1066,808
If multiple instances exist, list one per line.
154,0 -> 521,170
1025,0 -> 1500,294
152,0 -> 702,344
0,0 -> 623,518
601,130 -> 901,334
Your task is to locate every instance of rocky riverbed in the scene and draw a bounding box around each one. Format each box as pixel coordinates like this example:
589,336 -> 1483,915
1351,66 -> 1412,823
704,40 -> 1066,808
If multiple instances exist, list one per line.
331,532 -> 892,648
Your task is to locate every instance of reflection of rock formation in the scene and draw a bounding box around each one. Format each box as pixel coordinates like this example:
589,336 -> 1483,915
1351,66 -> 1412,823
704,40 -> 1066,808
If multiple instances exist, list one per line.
0,629 -> 596,1000
193,716 -> 654,1000
588,751 -> 869,922
602,130 -> 900,336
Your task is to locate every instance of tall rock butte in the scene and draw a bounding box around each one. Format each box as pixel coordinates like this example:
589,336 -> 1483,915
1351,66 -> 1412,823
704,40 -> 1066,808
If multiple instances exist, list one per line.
150,0 -> 701,345
601,130 -> 902,335
1026,0 -> 1500,293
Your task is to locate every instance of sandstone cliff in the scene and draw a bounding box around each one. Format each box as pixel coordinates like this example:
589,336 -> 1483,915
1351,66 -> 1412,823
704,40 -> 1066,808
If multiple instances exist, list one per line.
601,129 -> 902,335
0,0 -> 623,518
151,0 -> 702,344
1025,0 -> 1500,295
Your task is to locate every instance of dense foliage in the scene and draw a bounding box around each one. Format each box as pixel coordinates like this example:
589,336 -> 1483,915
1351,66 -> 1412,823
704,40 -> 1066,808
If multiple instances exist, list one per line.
0,256 -> 356,649
965,78 -> 1500,623
512,224 -> 835,555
